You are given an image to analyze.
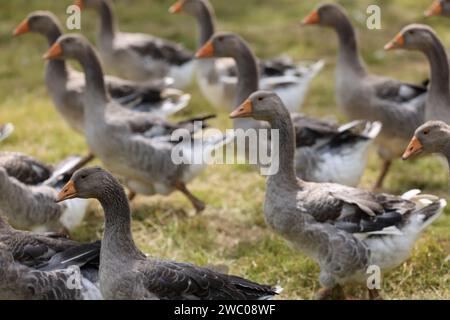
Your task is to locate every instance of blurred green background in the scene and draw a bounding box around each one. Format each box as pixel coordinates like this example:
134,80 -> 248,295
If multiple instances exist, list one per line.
0,0 -> 448,299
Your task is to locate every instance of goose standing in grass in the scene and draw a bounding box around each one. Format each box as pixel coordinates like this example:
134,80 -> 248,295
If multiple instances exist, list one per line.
0,241 -> 101,300
75,0 -> 194,89
13,11 -> 191,128
44,34 -> 231,212
0,123 -> 14,142
169,0 -> 324,112
197,33 -> 381,186
231,91 -> 446,300
56,167 -> 280,300
385,24 -> 450,123
0,154 -> 89,232
302,3 -> 428,189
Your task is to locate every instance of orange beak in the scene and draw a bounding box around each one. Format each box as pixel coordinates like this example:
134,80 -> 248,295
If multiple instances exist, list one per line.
384,33 -> 405,51
56,180 -> 78,202
425,0 -> 442,17
43,43 -> 63,60
169,0 -> 184,13
13,19 -> 29,36
230,100 -> 253,118
302,10 -> 320,25
402,136 -> 424,160
195,40 -> 214,58
74,0 -> 84,10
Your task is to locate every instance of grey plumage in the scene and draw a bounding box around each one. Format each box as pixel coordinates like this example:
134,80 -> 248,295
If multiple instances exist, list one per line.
236,91 -> 445,296
14,11 -> 190,135
58,167 -> 280,300
45,34 -> 228,211
80,0 -> 194,88
303,3 -> 428,188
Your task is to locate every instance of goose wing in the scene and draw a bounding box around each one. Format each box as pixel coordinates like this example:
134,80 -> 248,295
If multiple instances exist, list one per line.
141,259 -> 279,300
119,33 -> 193,66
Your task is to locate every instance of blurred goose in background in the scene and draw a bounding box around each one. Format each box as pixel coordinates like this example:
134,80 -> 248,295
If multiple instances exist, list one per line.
0,123 -> 14,142
385,24 -> 450,123
170,0 -> 324,112
0,153 -> 89,232
57,167 -> 281,300
75,0 -> 194,89
13,11 -> 191,126
0,242 -> 101,300
231,91 -> 446,299
44,34 -> 232,212
424,0 -> 450,17
197,33 -> 381,186
302,3 -> 428,189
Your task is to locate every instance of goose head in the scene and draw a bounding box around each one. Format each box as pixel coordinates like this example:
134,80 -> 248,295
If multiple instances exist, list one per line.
403,121 -> 450,160
43,34 -> 91,61
74,0 -> 103,10
425,0 -> 450,17
230,91 -> 285,122
302,3 -> 348,28
384,24 -> 438,52
195,32 -> 244,59
56,166 -> 115,201
13,11 -> 61,37
170,0 -> 211,15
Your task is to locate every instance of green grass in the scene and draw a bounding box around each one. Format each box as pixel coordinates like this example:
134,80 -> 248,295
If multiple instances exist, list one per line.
0,0 -> 449,299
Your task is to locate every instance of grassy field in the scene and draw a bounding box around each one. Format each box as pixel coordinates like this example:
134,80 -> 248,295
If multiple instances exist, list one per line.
0,0 -> 449,299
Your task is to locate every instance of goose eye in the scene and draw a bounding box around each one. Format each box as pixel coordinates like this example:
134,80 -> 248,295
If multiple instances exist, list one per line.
423,130 -> 429,135
80,174 -> 87,179
258,97 -> 264,101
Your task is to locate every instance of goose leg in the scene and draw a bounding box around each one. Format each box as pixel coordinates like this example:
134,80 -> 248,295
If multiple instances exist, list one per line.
368,289 -> 383,300
373,160 -> 391,190
174,181 -> 205,213
314,285 -> 346,300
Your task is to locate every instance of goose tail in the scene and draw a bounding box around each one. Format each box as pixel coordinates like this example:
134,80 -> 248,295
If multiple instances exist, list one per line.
401,190 -> 446,231
36,241 -> 100,272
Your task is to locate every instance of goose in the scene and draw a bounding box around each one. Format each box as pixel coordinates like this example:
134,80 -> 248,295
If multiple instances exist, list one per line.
0,155 -> 90,232
169,0 -> 324,112
385,24 -> 450,123
302,3 -> 428,189
75,0 -> 195,89
13,11 -> 191,128
44,34 -> 232,212
230,91 -> 446,299
0,242 -> 101,300
56,166 -> 280,300
0,123 -> 14,142
197,32 -> 381,186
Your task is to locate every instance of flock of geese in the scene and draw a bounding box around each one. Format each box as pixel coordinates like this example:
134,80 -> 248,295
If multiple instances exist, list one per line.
0,0 -> 449,300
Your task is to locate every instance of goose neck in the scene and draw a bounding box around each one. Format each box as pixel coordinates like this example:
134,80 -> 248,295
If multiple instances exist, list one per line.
423,35 -> 450,107
233,43 -> 259,105
334,18 -> 366,76
267,111 -> 299,186
197,2 -> 216,47
100,186 -> 143,260
78,47 -> 108,102
97,0 -> 116,41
